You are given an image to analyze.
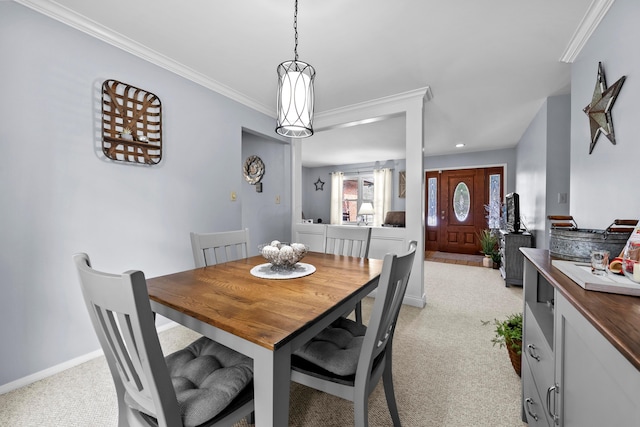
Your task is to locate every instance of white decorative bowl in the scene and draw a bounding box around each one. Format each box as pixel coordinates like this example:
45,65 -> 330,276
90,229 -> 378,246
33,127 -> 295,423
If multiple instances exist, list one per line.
259,241 -> 308,269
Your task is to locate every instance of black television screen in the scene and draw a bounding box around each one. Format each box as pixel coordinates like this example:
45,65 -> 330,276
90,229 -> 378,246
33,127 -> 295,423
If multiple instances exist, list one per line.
505,192 -> 520,233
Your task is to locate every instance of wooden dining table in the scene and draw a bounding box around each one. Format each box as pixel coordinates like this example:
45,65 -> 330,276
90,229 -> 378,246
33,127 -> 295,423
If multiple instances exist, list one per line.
146,251 -> 384,427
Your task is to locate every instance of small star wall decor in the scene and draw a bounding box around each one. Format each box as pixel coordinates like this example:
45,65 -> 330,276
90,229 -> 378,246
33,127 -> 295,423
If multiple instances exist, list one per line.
583,62 -> 625,154
314,177 -> 325,191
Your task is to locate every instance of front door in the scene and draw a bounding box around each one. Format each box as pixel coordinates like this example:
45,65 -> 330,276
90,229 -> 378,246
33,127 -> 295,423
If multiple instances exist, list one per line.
425,167 -> 503,255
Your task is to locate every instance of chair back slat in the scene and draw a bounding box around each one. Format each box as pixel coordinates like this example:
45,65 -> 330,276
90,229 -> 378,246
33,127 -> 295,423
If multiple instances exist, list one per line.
190,229 -> 250,267
95,307 -> 141,390
74,253 -> 182,426
359,241 -> 417,367
324,225 -> 371,258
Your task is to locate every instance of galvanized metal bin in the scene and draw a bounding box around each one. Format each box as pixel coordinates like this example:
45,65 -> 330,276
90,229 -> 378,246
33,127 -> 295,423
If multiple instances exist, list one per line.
548,217 -> 637,262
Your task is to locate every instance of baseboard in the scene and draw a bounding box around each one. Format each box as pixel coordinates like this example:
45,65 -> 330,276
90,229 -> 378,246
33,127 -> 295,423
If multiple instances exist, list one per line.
403,293 -> 427,308
367,290 -> 426,308
0,321 -> 179,395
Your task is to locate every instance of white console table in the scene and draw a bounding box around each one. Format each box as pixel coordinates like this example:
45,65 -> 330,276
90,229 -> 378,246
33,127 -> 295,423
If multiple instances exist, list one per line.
521,248 -> 640,426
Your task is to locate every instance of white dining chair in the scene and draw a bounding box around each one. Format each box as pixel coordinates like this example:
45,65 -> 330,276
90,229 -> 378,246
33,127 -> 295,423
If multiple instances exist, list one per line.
291,241 -> 417,427
324,225 -> 372,324
324,225 -> 371,258
73,253 -> 254,427
190,228 -> 250,267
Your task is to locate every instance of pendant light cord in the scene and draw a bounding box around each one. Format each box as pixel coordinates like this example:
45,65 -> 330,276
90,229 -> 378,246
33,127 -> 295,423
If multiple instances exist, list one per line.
293,0 -> 299,61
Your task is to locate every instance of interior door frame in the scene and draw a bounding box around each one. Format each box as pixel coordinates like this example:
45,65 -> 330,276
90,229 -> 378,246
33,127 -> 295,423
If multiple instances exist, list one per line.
425,164 -> 506,255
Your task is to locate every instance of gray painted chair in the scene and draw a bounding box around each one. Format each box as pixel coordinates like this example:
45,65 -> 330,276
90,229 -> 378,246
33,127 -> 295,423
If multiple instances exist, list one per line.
324,225 -> 372,324
190,228 -> 250,267
73,253 -> 254,427
291,241 -> 417,427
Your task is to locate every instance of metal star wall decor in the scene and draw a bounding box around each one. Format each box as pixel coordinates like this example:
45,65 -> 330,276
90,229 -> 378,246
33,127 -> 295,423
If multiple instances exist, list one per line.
583,62 -> 625,154
314,177 -> 325,191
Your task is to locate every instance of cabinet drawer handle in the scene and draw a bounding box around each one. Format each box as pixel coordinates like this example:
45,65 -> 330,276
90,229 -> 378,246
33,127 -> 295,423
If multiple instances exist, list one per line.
524,397 -> 539,421
527,343 -> 541,361
546,384 -> 560,424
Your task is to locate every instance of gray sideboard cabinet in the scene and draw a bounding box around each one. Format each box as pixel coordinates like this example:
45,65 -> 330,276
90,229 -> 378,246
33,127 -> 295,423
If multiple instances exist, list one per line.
498,230 -> 532,287
521,248 -> 640,426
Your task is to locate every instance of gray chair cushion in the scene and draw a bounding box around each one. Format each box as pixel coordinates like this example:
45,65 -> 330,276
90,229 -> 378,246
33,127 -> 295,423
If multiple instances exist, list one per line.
293,317 -> 367,376
164,337 -> 253,427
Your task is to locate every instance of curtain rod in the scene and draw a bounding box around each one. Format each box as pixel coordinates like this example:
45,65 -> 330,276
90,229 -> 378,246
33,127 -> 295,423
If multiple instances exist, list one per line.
329,167 -> 394,175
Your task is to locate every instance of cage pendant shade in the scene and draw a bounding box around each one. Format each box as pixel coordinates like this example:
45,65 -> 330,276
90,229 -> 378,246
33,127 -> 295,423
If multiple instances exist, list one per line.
276,59 -> 315,138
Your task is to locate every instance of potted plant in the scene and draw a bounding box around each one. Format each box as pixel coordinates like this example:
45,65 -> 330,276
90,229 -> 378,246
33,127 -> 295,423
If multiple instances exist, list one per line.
478,229 -> 498,267
490,251 -> 502,269
484,312 -> 523,376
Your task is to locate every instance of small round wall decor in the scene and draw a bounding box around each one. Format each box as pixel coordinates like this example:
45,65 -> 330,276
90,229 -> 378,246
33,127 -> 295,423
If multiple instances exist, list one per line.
243,155 -> 265,184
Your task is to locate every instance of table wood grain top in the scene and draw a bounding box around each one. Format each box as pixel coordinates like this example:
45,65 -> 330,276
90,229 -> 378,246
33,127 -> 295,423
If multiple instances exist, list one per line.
521,248 -> 640,370
147,252 -> 383,351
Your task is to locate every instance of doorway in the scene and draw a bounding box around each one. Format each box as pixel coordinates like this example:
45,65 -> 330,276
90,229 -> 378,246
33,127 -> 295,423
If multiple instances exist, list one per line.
425,167 -> 504,255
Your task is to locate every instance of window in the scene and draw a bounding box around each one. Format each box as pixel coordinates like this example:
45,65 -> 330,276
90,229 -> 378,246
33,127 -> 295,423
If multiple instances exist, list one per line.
342,174 -> 374,223
487,173 -> 502,229
427,177 -> 438,226
453,182 -> 470,221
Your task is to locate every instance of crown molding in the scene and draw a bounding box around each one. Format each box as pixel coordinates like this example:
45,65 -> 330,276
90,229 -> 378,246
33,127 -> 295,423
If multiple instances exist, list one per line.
313,87 -> 431,132
316,87 -> 432,121
560,0 -> 615,63
14,0 -> 274,116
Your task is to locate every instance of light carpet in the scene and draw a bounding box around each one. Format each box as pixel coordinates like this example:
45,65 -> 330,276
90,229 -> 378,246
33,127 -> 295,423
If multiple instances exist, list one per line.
0,261 -> 526,426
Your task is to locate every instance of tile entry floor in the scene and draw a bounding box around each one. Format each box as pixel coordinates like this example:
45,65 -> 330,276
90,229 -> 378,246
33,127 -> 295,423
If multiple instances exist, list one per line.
424,250 -> 485,267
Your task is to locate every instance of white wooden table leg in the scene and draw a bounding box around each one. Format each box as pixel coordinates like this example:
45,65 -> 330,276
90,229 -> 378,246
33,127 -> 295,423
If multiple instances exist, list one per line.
253,343 -> 291,427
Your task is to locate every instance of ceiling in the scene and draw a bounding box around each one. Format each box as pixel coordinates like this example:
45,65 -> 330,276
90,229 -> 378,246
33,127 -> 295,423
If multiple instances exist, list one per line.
22,0 -> 598,166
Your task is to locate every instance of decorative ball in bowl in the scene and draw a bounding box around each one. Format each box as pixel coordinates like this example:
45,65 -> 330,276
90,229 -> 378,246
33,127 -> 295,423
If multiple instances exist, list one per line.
259,241 -> 308,269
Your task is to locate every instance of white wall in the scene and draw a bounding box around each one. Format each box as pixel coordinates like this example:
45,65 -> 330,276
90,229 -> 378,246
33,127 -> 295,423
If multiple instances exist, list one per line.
570,0 -> 640,228
0,3 -> 288,387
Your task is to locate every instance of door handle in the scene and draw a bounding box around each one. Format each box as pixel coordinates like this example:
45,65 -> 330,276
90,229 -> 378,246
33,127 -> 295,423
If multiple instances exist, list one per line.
524,397 -> 539,421
546,384 -> 560,424
527,344 -> 541,361
441,210 -> 445,220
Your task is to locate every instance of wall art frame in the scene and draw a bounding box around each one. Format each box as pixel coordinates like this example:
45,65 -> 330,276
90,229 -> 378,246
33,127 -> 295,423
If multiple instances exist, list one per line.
101,79 -> 162,165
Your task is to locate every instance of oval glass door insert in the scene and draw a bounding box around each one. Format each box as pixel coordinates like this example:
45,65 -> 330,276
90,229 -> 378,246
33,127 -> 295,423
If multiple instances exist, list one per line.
453,182 -> 470,221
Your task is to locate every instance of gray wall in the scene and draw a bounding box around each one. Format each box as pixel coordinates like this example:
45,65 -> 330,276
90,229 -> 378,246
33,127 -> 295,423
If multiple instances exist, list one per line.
569,0 -> 640,228
515,95 -> 571,248
515,0 -> 640,249
301,147 -> 517,224
424,148 -> 517,194
241,132 -> 292,250
302,159 -> 404,223
0,3 -> 288,387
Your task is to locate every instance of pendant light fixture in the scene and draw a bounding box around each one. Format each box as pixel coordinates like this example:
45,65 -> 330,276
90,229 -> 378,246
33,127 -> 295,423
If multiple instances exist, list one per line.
276,0 -> 315,138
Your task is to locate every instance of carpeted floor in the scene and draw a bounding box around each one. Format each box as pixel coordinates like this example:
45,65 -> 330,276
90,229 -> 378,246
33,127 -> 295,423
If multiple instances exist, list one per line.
0,261 -> 526,426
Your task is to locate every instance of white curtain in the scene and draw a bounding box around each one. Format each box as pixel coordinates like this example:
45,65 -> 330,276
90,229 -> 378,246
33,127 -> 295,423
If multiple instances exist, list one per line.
373,168 -> 392,227
330,172 -> 344,224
